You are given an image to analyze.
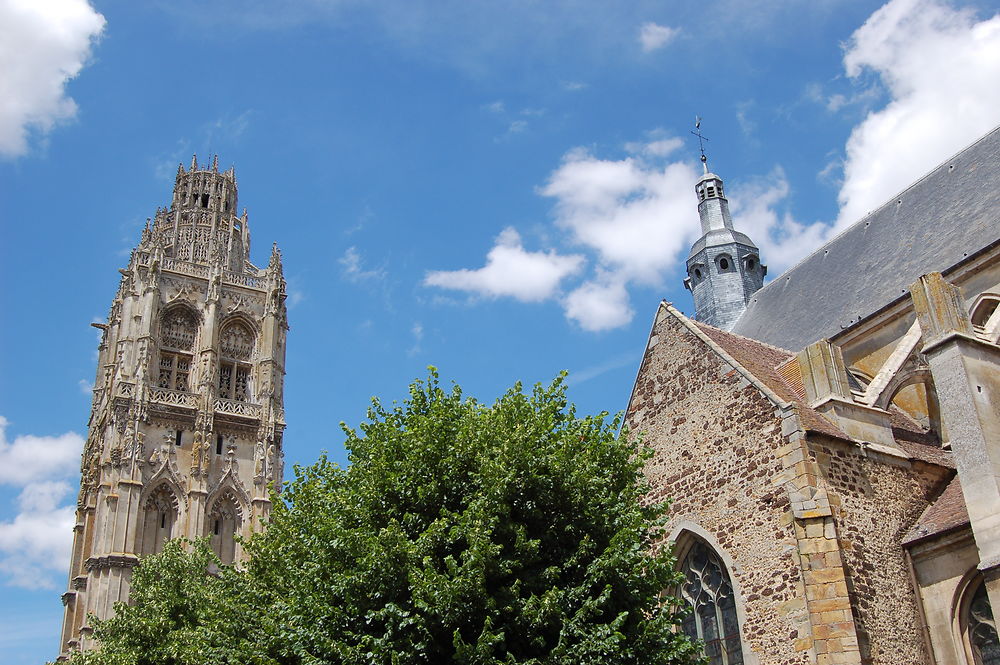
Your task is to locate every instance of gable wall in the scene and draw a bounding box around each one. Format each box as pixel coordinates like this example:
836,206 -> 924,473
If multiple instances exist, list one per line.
627,310 -> 813,664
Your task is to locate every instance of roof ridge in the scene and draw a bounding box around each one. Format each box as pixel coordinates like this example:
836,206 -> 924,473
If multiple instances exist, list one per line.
692,319 -> 795,356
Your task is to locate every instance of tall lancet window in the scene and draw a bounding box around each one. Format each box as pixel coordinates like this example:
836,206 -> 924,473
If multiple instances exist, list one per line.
207,492 -> 241,565
218,320 -> 255,402
680,539 -> 744,665
963,580 -> 1000,665
158,308 -> 198,392
140,486 -> 178,555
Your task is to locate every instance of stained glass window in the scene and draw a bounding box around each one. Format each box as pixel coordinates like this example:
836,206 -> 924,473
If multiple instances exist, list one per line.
680,540 -> 744,665
968,581 -> 1000,665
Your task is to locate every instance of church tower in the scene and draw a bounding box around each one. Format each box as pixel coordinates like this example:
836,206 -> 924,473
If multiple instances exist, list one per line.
683,156 -> 766,330
59,156 -> 288,656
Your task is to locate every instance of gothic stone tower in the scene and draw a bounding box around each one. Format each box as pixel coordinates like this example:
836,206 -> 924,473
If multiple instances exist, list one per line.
683,162 -> 766,330
59,156 -> 288,656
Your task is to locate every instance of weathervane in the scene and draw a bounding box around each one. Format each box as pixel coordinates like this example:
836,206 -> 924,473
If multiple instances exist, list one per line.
691,116 -> 709,171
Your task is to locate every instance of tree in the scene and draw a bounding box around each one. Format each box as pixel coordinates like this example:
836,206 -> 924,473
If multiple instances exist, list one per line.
63,539 -> 261,665
66,371 -> 701,665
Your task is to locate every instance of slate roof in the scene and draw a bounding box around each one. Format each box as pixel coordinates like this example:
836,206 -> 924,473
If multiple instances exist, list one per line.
731,125 -> 1000,351
902,476 -> 970,546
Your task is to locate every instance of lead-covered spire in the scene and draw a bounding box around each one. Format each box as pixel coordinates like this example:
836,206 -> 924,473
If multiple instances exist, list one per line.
682,122 -> 766,330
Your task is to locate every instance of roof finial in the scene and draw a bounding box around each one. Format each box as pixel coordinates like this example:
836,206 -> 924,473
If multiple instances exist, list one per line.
691,116 -> 710,174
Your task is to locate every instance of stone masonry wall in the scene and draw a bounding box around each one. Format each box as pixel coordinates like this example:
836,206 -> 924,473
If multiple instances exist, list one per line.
809,437 -> 943,664
627,310 -> 813,664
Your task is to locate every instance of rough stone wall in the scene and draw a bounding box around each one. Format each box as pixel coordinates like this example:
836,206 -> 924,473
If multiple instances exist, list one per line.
809,437 -> 942,663
627,310 -> 812,664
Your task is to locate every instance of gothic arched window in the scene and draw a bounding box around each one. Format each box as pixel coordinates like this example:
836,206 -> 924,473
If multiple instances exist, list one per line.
680,539 -> 744,665
218,320 -> 254,402
207,492 -> 242,565
158,308 -> 198,392
963,579 -> 1000,665
140,485 -> 178,555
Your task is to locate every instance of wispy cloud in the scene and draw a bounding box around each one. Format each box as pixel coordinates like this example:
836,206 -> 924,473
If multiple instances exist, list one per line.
565,351 -> 638,386
339,246 -> 387,283
408,322 -> 424,356
638,22 -> 679,52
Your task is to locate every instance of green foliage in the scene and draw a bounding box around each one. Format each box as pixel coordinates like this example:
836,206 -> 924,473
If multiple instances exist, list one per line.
62,539 -> 261,665
66,371 -> 701,665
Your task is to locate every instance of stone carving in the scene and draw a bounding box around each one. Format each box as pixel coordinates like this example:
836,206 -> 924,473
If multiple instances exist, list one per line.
191,431 -> 204,476
254,440 -> 265,480
60,159 -> 288,657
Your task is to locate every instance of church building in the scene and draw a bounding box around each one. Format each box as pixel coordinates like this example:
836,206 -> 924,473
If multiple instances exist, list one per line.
627,126 -> 1000,664
58,157 -> 289,656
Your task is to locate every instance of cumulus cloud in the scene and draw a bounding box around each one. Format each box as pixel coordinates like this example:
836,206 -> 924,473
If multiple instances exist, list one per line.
0,416 -> 82,486
426,0 -> 1000,332
564,274 -> 635,332
540,146 -> 701,285
0,0 -> 105,158
0,416 -> 83,588
0,482 -> 76,589
638,22 -> 679,52
424,227 -> 584,302
836,0 -> 1000,229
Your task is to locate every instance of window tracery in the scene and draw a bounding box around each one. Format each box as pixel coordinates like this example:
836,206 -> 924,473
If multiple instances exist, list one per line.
964,580 -> 1000,665
158,308 -> 198,392
218,320 -> 254,402
680,539 -> 744,665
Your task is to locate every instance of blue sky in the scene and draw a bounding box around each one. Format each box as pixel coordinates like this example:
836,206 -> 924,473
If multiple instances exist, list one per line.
2,0 -> 1000,661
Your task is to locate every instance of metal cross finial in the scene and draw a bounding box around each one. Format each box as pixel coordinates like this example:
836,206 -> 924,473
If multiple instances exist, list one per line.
691,116 -> 709,170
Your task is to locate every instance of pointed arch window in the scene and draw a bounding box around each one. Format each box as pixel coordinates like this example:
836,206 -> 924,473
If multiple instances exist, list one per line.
207,492 -> 241,565
140,485 -> 178,555
218,320 -> 255,402
962,578 -> 1000,665
158,308 -> 198,392
680,539 -> 744,665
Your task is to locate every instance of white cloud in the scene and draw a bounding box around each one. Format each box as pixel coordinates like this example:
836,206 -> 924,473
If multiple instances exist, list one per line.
424,227 -> 584,302
0,416 -> 82,487
339,246 -> 386,283
836,0 -> 1000,229
540,146 -> 701,285
727,169 -> 833,274
638,21 -> 679,52
564,274 -> 634,332
0,417 -> 83,589
0,0 -> 105,158
0,483 -> 76,589
428,0 -> 1000,333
